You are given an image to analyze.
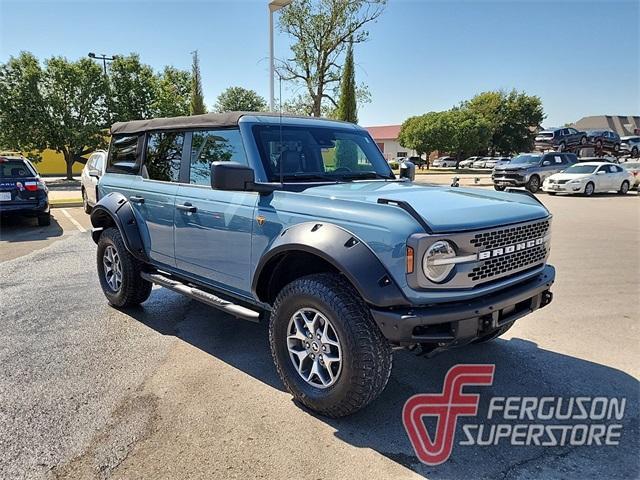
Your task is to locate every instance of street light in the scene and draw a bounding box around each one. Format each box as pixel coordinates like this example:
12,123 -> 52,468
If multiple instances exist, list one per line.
88,52 -> 117,76
269,0 -> 292,111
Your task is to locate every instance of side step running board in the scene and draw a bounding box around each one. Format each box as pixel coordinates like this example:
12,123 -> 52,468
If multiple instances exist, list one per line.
141,272 -> 261,322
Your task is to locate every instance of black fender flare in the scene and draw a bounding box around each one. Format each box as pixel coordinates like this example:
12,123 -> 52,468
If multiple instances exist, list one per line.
252,222 -> 410,308
89,192 -> 148,262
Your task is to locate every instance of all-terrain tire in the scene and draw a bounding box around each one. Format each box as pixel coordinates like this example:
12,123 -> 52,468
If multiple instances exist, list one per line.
37,213 -> 51,226
494,185 -> 506,191
269,273 -> 392,418
97,227 -> 152,307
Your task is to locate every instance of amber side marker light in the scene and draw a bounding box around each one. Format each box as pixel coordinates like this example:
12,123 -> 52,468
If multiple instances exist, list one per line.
406,246 -> 414,274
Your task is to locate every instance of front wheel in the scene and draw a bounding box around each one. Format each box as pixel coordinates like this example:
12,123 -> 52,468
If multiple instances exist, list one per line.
619,181 -> 630,195
82,188 -> 91,214
97,227 -> 152,307
584,182 -> 595,196
613,143 -> 620,152
494,184 -> 506,191
269,273 -> 392,418
526,175 -> 541,193
580,136 -> 587,145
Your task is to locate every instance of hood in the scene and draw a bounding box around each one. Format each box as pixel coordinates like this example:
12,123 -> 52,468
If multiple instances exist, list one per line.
302,181 -> 549,233
547,172 -> 590,181
496,163 -> 534,171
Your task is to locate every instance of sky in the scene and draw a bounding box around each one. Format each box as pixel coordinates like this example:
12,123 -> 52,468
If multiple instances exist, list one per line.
1,0 -> 638,128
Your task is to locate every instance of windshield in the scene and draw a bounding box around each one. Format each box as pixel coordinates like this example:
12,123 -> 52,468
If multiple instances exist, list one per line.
253,125 -> 394,182
510,154 -> 541,165
564,165 -> 597,174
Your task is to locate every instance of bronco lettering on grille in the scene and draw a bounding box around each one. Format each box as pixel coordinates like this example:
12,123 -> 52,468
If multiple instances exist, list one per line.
478,237 -> 545,260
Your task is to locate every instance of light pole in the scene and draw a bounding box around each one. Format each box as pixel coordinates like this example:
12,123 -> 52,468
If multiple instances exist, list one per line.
88,52 -> 117,76
269,0 -> 292,111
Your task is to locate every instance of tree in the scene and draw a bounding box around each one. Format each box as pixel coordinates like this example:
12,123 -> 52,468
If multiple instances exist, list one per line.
0,53 -> 108,179
398,113 -> 441,167
336,38 -> 357,123
108,54 -> 156,122
463,89 -> 544,155
213,86 -> 267,112
153,66 -> 191,117
279,0 -> 386,117
190,50 -> 206,115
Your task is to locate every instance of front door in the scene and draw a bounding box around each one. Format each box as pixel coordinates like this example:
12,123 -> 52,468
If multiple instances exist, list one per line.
128,130 -> 186,267
173,128 -> 257,295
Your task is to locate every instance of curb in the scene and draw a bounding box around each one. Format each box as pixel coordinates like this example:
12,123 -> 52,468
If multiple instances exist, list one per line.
50,200 -> 83,208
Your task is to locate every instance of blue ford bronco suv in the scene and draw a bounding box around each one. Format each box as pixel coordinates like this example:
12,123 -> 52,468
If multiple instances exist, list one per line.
91,112 -> 555,417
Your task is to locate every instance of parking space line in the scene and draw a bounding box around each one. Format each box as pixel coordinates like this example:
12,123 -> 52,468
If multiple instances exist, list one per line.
60,208 -> 87,233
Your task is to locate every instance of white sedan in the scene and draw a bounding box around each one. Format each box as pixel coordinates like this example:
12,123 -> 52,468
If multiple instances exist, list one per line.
542,162 -> 634,196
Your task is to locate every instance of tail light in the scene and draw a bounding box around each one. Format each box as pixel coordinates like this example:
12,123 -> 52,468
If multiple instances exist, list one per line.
24,180 -> 45,191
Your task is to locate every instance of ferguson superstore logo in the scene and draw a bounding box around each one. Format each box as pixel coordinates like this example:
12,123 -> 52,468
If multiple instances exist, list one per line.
402,364 -> 626,466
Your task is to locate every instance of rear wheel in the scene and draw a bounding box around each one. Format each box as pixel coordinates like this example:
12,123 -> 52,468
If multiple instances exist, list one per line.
580,136 -> 587,145
269,273 -> 392,418
37,213 -> 51,226
619,180 -> 630,195
613,143 -> 620,152
632,147 -> 638,158
526,175 -> 541,193
97,227 -> 152,307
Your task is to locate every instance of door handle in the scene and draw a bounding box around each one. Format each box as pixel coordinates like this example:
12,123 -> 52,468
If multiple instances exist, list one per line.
130,196 -> 145,204
176,202 -> 197,213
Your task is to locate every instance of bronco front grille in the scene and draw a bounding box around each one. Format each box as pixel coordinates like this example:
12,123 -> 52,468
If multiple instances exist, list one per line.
468,245 -> 548,282
470,219 -> 550,250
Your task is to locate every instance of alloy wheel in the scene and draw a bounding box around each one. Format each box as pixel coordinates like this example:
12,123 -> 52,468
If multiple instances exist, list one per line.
286,308 -> 342,389
103,245 -> 122,292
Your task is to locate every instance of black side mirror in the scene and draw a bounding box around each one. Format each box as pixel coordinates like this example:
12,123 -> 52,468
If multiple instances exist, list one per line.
399,161 -> 416,181
211,162 -> 255,191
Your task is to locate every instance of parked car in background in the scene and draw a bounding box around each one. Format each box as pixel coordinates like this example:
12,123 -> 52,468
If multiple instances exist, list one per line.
585,130 -> 621,152
472,156 -> 492,168
535,127 -> 587,152
431,156 -> 457,167
0,155 -> 50,226
621,161 -> 640,188
401,156 -> 428,168
492,152 -> 577,193
80,150 -> 107,213
542,162 -> 633,196
484,157 -> 499,169
620,136 -> 640,157
459,156 -> 481,168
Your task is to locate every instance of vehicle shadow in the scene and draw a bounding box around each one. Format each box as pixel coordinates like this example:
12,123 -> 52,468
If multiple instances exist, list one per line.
0,214 -> 63,241
126,290 -> 639,479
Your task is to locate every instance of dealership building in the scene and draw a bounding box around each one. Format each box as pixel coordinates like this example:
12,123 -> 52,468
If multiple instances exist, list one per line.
365,125 -> 419,161
570,115 -> 640,136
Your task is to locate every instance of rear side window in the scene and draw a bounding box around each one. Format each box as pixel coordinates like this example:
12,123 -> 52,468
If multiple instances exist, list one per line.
107,135 -> 141,174
189,129 -> 247,186
144,131 -> 185,182
0,160 -> 35,178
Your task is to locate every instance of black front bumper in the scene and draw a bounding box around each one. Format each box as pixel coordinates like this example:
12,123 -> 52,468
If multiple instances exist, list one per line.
371,265 -> 555,344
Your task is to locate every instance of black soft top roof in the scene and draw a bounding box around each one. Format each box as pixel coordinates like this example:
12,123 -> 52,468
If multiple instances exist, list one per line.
110,111 -> 350,135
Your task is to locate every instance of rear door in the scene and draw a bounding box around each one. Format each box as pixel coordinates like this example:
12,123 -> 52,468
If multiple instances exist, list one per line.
0,159 -> 41,209
174,128 -> 258,295
128,130 -> 187,267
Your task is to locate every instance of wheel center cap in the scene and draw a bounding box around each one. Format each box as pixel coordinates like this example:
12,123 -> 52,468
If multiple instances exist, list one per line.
311,342 -> 319,352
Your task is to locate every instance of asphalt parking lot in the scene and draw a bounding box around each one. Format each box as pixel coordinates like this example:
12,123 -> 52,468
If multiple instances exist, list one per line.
0,193 -> 638,480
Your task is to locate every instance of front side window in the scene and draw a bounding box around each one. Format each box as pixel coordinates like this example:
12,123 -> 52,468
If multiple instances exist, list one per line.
253,125 -> 393,182
107,135 -> 140,174
144,131 -> 184,182
189,129 -> 247,186
511,154 -> 542,165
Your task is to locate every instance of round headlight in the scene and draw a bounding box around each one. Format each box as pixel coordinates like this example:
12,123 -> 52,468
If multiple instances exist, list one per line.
423,240 -> 456,283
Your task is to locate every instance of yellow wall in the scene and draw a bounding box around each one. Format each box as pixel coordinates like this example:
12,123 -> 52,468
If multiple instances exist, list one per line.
31,149 -> 84,176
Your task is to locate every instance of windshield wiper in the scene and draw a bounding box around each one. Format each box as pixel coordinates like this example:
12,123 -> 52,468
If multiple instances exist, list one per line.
280,173 -> 341,182
339,172 -> 392,180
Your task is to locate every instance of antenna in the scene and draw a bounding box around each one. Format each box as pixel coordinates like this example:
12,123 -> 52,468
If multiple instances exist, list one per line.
278,71 -> 284,187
